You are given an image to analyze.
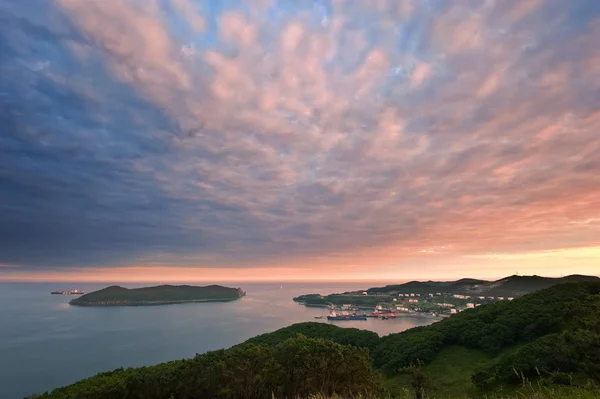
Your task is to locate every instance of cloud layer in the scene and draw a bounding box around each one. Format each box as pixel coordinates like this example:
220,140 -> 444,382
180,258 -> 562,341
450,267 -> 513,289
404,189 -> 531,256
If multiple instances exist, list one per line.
1,0 -> 599,277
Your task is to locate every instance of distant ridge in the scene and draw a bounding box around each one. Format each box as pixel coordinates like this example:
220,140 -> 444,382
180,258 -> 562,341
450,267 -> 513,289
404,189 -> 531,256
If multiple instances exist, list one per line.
366,274 -> 599,297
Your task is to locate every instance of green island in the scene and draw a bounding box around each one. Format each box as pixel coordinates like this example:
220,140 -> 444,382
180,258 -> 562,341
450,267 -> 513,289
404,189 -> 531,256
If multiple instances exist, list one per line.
33,281 -> 600,398
293,274 -> 600,316
69,284 -> 245,306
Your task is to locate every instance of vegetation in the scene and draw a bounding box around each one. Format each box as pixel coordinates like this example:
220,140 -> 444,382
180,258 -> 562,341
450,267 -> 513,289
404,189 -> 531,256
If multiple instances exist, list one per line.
293,293 -> 331,307
36,282 -> 600,398
372,282 -> 600,371
70,284 -> 244,306
33,335 -> 379,399
245,322 -> 380,350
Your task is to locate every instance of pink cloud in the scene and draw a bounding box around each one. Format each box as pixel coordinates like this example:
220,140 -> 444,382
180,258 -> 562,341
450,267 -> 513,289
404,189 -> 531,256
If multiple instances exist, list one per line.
171,0 -> 205,32
51,1 -> 600,277
411,62 -> 431,87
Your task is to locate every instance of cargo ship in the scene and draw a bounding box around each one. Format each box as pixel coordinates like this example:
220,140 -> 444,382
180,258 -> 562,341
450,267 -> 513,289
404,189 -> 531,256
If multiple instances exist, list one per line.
51,289 -> 85,295
327,310 -> 367,321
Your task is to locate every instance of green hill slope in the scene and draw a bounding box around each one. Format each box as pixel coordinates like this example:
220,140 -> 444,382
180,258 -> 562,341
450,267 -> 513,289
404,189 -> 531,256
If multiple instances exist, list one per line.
372,282 -> 600,369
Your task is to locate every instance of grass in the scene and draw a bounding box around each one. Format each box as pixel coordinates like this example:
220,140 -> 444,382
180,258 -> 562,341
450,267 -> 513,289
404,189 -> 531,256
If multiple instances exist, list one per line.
423,346 -> 493,397
306,385 -> 600,398
383,346 -> 493,398
381,346 -> 600,399
483,384 -> 600,399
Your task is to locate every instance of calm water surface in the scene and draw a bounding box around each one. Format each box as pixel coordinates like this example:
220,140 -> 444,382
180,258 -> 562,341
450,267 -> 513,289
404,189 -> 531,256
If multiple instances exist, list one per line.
0,282 -> 436,399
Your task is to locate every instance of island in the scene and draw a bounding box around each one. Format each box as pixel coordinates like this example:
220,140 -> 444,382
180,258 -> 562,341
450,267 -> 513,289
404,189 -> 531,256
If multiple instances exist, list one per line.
69,284 -> 245,306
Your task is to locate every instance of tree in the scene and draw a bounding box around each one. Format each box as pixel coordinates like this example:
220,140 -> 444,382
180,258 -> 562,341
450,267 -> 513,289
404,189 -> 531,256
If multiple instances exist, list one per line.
400,360 -> 433,399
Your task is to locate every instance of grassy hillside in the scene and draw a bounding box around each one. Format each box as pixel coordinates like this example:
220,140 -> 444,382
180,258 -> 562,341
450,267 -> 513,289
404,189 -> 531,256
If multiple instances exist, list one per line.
258,282 -> 600,397
372,281 -> 600,368
34,282 -> 600,398
70,284 -> 244,306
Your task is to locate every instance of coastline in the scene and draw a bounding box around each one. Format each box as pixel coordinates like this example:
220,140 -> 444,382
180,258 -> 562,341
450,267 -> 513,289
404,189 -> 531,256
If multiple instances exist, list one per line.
70,297 -> 242,307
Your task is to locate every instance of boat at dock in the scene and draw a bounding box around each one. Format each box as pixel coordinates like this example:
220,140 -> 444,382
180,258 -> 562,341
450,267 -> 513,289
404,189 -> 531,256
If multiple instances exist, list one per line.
51,289 -> 85,295
371,308 -> 398,318
327,310 -> 367,321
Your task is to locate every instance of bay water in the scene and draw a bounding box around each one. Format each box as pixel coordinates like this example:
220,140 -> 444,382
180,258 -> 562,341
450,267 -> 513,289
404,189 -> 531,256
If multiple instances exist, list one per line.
0,282 -> 437,399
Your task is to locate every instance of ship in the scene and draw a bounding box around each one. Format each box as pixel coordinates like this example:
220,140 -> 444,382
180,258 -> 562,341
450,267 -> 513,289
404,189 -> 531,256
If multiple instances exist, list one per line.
371,307 -> 398,319
327,310 -> 367,321
50,289 -> 85,295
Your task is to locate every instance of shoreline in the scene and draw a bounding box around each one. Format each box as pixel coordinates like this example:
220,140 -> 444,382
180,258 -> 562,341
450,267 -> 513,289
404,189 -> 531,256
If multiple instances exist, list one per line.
69,297 -> 242,307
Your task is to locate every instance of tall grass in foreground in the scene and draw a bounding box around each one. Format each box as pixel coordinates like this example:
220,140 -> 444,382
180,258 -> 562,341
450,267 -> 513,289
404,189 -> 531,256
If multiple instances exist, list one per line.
305,383 -> 600,399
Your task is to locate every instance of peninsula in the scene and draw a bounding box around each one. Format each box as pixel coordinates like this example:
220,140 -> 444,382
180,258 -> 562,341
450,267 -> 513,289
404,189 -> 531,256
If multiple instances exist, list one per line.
294,274 -> 600,316
69,284 -> 245,306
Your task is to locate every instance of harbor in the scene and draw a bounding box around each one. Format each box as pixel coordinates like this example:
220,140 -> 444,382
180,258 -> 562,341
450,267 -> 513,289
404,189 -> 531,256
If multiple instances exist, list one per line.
316,304 -> 446,323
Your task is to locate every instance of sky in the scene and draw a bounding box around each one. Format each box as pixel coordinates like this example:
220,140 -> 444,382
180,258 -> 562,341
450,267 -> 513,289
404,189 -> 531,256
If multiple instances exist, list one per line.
1,0 -> 599,283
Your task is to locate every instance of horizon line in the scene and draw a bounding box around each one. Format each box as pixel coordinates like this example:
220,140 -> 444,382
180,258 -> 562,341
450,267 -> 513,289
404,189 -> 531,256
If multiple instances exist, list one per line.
2,273 -> 597,285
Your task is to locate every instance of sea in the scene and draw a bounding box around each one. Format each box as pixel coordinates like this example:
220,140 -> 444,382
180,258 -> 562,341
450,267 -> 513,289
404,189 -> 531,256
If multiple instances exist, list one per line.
0,281 -> 437,399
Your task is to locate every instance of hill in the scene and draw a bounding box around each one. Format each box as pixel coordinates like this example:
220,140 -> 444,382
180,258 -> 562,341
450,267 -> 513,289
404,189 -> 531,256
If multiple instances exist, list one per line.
34,281 -> 600,398
483,274 -> 600,296
366,274 -> 598,297
69,284 -> 245,306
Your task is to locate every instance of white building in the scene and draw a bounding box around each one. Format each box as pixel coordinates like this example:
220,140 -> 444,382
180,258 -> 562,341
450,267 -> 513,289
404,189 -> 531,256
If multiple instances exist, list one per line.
498,297 -> 505,300
507,297 -> 514,301
466,303 -> 475,308
362,291 -> 368,296
478,296 -> 486,300
450,309 -> 457,314
410,293 -> 415,297
393,298 -> 397,302
437,303 -> 454,308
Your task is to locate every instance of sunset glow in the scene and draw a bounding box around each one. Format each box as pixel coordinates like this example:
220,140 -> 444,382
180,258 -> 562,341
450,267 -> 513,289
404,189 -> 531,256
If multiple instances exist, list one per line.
1,0 -> 599,282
